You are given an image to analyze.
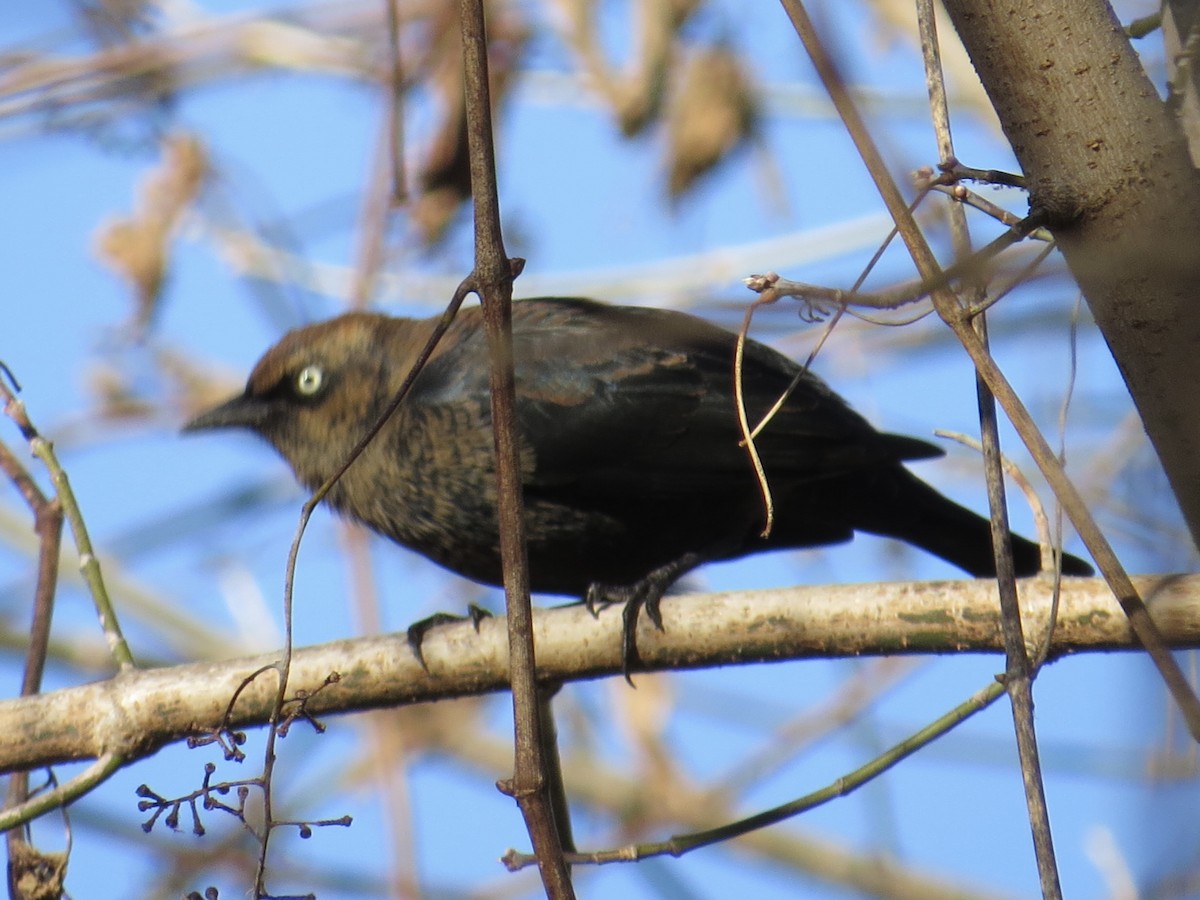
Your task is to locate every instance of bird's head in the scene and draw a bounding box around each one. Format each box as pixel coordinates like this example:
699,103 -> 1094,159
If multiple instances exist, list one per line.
183,312 -> 406,489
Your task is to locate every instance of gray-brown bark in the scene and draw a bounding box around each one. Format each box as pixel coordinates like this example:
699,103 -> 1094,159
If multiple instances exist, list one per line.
941,0 -> 1200,548
0,575 -> 1193,776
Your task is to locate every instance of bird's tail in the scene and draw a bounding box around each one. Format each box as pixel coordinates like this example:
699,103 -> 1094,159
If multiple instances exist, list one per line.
852,468 -> 1093,577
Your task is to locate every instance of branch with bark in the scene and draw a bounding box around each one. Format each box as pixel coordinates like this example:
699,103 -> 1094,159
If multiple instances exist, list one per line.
0,574 -> 1193,778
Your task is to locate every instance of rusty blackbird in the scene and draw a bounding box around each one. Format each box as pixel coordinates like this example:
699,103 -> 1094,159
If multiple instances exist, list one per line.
184,297 -> 1092,664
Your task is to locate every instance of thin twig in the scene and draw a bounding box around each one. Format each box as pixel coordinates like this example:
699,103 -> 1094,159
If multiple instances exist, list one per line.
457,0 -> 574,895
385,0 -> 407,204
732,194 -> 919,535
504,679 -> 1007,868
0,375 -> 133,673
915,0 -> 1061,892
744,213 -> 1044,315
933,429 -> 1069,672
711,658 -> 919,798
1037,296 -> 1088,670
732,299 -> 776,537
0,379 -> 66,880
925,181 -> 1053,239
254,278 -> 474,896
348,1 -> 409,310
0,753 -> 125,833
934,432 -> 1057,574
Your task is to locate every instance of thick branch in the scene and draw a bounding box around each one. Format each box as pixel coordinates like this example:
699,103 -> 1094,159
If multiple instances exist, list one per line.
940,0 -> 1200,549
0,575 -> 1194,778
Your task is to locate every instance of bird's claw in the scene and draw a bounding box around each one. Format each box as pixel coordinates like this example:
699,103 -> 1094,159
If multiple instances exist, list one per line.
466,603 -> 493,630
618,594 -> 648,687
586,581 -> 668,687
644,594 -> 665,631
583,583 -> 608,619
406,607 -> 492,671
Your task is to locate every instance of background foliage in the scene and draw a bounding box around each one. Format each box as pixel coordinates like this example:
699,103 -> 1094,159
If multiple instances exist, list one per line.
1,1 -> 1197,897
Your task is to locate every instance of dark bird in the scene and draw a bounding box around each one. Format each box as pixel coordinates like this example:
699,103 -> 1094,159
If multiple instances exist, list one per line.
184,297 -> 1092,667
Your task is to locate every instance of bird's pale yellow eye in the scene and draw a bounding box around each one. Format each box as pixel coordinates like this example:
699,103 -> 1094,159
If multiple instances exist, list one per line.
295,365 -> 324,396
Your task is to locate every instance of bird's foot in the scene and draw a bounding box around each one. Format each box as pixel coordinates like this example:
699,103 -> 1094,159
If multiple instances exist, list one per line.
585,581 -> 660,686
406,603 -> 492,671
585,554 -> 702,686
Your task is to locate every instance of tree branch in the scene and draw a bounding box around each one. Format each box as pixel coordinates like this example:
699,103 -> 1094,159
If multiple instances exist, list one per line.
457,0 -> 573,894
939,0 -> 1200,553
0,575 -> 1193,784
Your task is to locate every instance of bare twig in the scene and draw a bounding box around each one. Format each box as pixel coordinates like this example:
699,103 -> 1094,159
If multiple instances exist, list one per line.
453,718 -> 1015,900
505,679 -> 1008,868
257,276 -> 474,895
711,658 -> 919,798
732,297 -> 777,536
743,212 -> 1044,317
385,0 -> 408,204
0,369 -> 67,888
915,1 -> 1061,893
0,373 -> 133,673
347,1 -> 408,310
922,179 -> 1052,239
348,111 -> 403,309
457,0 -> 574,895
0,754 -> 125,833
733,193 -> 920,536
934,432 -> 1058,576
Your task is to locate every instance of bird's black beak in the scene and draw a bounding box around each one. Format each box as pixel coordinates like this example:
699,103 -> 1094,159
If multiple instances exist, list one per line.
182,393 -> 271,434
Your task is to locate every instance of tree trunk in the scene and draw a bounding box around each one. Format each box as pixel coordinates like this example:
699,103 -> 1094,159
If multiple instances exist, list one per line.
941,0 -> 1200,550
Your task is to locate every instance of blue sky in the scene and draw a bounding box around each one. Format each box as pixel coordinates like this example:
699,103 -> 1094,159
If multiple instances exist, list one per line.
1,1 -> 1195,898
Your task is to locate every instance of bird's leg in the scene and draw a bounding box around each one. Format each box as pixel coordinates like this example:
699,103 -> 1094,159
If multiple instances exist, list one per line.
406,603 -> 492,670
585,552 -> 704,684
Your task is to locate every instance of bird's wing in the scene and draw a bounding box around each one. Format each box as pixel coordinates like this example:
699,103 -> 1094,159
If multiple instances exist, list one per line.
411,298 -> 939,498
